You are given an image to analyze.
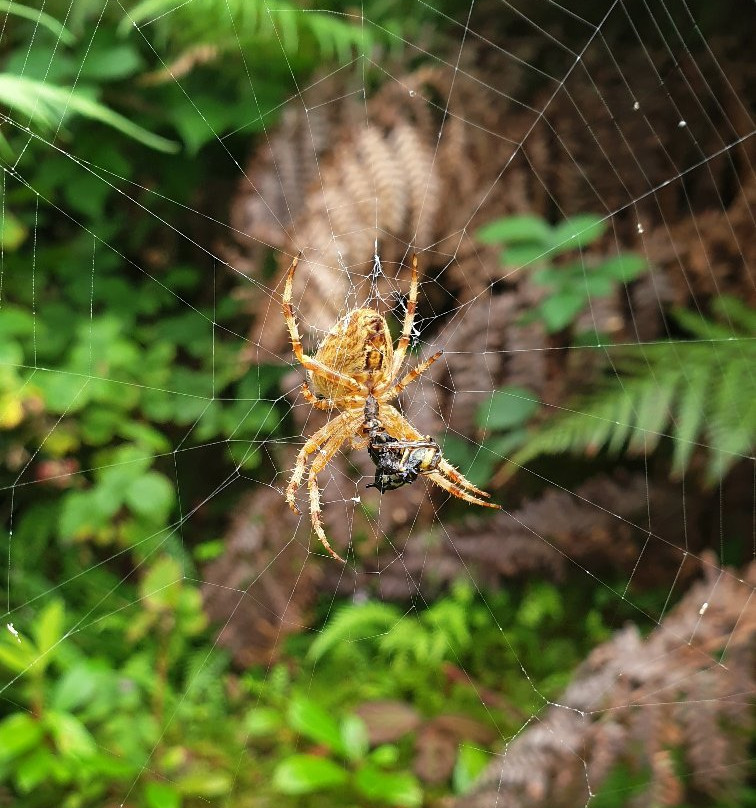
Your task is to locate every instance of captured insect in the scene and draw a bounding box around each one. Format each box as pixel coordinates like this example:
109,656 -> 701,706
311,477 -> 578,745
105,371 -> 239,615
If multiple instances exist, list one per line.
282,253 -> 500,561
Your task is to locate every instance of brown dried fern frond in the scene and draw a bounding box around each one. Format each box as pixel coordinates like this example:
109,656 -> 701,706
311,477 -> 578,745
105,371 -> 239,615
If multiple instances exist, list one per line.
454,553 -> 755,808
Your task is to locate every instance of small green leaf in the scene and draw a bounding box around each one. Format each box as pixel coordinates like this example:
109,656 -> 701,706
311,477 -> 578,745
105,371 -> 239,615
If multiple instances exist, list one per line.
501,243 -> 552,267
550,214 -> 606,252
476,386 -> 540,431
581,273 -> 614,297
453,744 -> 490,794
145,781 -> 182,808
0,633 -> 38,674
176,771 -> 232,797
124,472 -> 175,522
354,765 -> 423,807
51,664 -> 100,713
140,556 -> 183,608
0,210 -> 27,250
597,253 -> 647,282
477,215 -> 551,245
15,747 -> 58,793
288,697 -> 344,754
243,707 -> 282,737
33,599 -> 65,659
340,714 -> 369,762
538,291 -> 587,332
272,755 -> 348,794
0,713 -> 44,761
46,711 -> 96,759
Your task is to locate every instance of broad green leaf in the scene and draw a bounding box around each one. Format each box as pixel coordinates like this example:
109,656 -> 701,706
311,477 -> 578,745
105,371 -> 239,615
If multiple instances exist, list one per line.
0,2 -> 74,44
354,765 -> 422,807
272,755 -> 348,794
550,214 -> 606,252
0,713 -> 44,761
288,697 -> 344,754
124,472 -> 175,522
476,386 -> 540,431
32,599 -> 65,659
145,781 -> 182,808
477,215 -> 551,245
597,253 -> 647,283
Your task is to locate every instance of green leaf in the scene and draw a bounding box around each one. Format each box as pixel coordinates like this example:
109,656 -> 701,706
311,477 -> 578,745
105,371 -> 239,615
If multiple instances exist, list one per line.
243,707 -> 283,737
176,771 -> 232,797
0,2 -> 75,45
340,714 -> 369,762
0,210 -> 28,249
0,632 -> 38,674
32,599 -> 65,659
140,556 -> 183,609
477,215 -> 551,245
597,253 -> 647,283
14,747 -> 59,793
124,472 -> 175,522
51,664 -> 101,713
272,755 -> 348,795
550,214 -> 606,252
78,45 -> 144,82
581,273 -> 614,297
354,765 -> 423,807
453,744 -> 489,794
476,386 -> 540,431
46,711 -> 96,759
538,291 -> 587,332
145,781 -> 182,808
288,697 -> 344,754
0,75 -> 179,152
0,713 -> 44,762
501,243 -> 552,267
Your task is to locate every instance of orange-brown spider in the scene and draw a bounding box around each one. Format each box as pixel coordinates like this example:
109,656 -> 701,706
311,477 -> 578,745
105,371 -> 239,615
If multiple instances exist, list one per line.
282,253 -> 500,561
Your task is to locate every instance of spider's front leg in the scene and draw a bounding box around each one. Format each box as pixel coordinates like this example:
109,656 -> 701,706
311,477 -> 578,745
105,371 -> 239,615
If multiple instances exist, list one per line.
282,254 -> 366,396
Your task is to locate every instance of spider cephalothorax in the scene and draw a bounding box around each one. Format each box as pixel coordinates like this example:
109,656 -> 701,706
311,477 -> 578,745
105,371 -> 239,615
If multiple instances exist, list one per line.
282,253 -> 500,561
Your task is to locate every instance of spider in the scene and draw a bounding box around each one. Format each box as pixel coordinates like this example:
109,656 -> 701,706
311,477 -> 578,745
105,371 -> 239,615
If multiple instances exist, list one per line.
282,252 -> 500,561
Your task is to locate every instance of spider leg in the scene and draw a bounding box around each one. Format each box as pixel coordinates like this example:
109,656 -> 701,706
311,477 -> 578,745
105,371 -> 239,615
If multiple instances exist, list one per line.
300,382 -> 334,411
389,253 -> 419,380
285,412 -> 352,514
379,405 -> 497,502
383,350 -> 443,399
282,254 -> 365,395
305,412 -> 364,561
424,469 -> 501,509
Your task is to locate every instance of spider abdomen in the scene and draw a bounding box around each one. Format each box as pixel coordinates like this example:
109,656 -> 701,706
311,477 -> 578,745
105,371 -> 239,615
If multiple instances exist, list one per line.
311,308 -> 394,397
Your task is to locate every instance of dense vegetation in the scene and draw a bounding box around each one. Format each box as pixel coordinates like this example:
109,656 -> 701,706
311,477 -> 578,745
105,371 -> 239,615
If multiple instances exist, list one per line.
0,2 -> 753,807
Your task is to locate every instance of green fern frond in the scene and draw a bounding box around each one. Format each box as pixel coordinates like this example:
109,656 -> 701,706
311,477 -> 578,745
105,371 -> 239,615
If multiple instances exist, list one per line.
507,336 -> 756,485
125,0 -> 378,63
308,601 -> 401,662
